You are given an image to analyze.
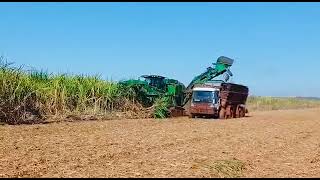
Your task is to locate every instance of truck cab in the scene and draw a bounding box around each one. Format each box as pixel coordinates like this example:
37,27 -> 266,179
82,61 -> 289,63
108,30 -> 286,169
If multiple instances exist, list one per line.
189,86 -> 220,118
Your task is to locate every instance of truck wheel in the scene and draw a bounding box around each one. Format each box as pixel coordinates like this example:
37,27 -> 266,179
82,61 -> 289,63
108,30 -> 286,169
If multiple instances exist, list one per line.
240,107 -> 246,117
219,108 -> 226,119
235,108 -> 239,118
225,105 -> 233,119
235,105 -> 242,118
235,105 -> 241,118
229,106 -> 234,119
237,107 -> 242,118
233,106 -> 237,118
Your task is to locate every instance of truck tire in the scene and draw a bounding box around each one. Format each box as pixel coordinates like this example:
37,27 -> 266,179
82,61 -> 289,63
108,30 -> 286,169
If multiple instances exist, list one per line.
237,107 -> 242,118
230,106 -> 234,119
235,105 -> 242,118
225,105 -> 233,119
219,108 -> 226,119
240,107 -> 246,117
232,106 -> 237,118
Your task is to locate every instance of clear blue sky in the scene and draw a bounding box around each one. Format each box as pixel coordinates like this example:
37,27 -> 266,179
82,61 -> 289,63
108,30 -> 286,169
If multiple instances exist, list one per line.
1,2 -> 320,97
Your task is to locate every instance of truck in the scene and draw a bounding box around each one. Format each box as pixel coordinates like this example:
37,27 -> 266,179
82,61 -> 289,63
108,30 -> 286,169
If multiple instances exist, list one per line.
189,81 -> 249,119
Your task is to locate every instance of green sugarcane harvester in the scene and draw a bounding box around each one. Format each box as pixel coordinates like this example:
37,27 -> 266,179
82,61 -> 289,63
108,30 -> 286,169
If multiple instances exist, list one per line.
119,75 -> 186,107
120,56 -> 248,118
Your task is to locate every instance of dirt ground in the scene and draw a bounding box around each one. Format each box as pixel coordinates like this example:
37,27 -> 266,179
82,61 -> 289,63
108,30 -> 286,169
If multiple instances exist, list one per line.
1,108 -> 320,178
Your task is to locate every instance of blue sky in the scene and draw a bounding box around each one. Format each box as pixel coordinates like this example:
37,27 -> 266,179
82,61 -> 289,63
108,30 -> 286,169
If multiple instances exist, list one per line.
1,2 -> 320,97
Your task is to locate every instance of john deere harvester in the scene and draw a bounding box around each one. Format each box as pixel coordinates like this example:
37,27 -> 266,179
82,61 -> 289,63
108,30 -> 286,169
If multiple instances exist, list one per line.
120,75 -> 186,110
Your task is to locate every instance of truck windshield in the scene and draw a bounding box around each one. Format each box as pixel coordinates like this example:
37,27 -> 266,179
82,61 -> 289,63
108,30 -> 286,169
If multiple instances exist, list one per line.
192,91 -> 216,103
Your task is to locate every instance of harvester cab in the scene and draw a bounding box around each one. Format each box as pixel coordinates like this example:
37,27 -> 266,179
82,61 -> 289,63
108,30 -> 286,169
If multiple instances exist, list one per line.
140,75 -> 166,92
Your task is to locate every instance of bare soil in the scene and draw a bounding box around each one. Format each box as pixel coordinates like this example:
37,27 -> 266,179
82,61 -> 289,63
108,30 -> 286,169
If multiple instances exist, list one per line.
1,108 -> 320,178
